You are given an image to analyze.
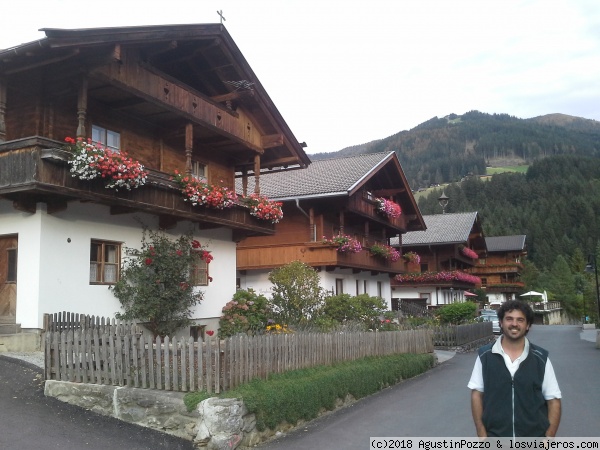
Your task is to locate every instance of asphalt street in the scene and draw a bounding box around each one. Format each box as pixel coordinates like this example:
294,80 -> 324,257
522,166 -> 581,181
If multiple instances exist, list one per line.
256,325 -> 600,450
0,356 -> 195,450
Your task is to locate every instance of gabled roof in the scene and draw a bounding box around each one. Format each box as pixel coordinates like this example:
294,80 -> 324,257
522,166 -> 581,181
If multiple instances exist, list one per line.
238,151 -> 426,231
485,235 -> 526,252
0,24 -> 311,170
241,152 -> 398,200
393,212 -> 480,246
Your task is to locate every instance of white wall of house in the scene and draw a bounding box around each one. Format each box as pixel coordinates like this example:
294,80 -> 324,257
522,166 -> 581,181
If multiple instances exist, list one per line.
238,267 -> 393,309
0,199 -> 236,330
391,285 -> 466,307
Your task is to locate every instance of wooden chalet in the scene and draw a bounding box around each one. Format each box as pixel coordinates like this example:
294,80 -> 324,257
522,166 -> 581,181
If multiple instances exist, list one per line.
390,212 -> 485,310
236,151 -> 425,305
0,24 -> 309,339
467,235 -> 527,307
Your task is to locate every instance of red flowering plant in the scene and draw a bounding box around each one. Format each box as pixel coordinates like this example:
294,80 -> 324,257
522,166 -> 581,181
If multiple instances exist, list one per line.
369,243 -> 401,262
460,246 -> 479,259
375,198 -> 402,219
394,270 -> 481,285
240,193 -> 284,223
171,170 -> 237,209
111,228 -> 211,338
322,233 -> 363,253
64,137 -> 147,191
403,251 -> 421,264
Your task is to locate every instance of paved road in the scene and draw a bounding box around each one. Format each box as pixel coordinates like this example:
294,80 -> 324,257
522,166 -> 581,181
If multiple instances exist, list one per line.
0,356 -> 195,450
257,325 -> 600,449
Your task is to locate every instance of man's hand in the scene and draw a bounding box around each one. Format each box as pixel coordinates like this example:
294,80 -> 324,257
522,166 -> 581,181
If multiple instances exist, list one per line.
470,389 -> 487,438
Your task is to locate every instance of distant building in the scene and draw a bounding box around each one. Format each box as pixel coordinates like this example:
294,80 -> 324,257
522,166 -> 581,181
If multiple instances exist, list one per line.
467,235 -> 527,307
390,212 -> 485,310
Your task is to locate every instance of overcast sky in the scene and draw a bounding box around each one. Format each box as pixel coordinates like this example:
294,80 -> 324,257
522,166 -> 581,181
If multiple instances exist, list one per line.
2,0 -> 600,153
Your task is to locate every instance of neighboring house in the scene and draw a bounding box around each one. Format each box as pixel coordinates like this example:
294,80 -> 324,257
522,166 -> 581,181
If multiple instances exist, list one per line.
390,212 -> 485,310
236,151 -> 426,308
0,24 -> 310,338
467,235 -> 527,307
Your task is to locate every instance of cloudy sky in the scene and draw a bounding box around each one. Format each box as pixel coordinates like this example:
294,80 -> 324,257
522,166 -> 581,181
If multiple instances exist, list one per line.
2,0 -> 600,153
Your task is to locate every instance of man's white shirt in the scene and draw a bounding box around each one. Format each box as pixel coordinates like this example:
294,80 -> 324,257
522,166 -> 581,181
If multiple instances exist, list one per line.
467,336 -> 562,400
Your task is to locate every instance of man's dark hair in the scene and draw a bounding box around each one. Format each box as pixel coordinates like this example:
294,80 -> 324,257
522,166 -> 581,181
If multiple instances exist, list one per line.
497,299 -> 534,326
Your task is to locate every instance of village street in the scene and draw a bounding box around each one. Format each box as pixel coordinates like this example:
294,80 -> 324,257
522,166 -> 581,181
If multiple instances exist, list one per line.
257,325 -> 600,449
0,325 -> 597,449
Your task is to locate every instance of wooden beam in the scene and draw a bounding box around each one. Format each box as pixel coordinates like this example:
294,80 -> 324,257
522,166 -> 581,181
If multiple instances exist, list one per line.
159,215 -> 178,230
261,134 -> 284,149
46,200 -> 68,215
211,89 -> 254,103
76,75 -> 88,138
0,78 -> 5,142
254,154 -> 260,194
12,199 -> 36,214
185,123 -> 193,176
372,188 -> 406,197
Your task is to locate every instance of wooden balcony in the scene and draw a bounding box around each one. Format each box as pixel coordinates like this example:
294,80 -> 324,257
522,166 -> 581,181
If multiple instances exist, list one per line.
469,264 -> 523,275
483,282 -> 525,293
237,242 -> 406,274
346,193 -> 407,232
0,137 -> 275,236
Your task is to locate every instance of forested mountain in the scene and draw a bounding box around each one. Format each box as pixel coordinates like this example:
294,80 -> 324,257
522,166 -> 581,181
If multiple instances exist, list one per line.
311,111 -> 600,190
416,155 -> 600,320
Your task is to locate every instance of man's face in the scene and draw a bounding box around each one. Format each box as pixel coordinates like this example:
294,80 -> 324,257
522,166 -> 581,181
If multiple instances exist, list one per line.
500,309 -> 529,340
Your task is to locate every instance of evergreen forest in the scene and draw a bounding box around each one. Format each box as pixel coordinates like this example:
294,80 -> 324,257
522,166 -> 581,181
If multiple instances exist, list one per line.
416,155 -> 600,322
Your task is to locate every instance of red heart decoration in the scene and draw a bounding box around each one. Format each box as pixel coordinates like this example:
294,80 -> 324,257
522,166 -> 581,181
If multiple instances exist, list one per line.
206,330 -> 214,336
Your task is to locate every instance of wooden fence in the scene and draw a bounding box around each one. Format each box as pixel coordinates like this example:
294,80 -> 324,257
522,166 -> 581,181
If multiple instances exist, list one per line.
44,316 -> 434,394
433,321 -> 492,347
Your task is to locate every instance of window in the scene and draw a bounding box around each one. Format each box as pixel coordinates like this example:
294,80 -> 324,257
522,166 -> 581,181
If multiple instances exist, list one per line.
190,251 -> 210,286
335,278 -> 343,295
481,277 -> 487,287
192,160 -> 207,180
90,240 -> 120,284
377,281 -> 383,298
92,125 -> 120,152
364,280 -> 368,294
356,279 -> 360,296
7,248 -> 17,283
420,263 -> 429,272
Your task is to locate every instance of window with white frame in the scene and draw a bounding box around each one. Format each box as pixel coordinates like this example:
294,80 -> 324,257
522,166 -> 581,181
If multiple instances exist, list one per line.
90,240 -> 120,284
92,125 -> 120,152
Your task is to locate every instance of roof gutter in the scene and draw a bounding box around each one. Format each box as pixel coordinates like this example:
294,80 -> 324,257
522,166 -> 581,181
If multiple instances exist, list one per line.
295,198 -> 309,219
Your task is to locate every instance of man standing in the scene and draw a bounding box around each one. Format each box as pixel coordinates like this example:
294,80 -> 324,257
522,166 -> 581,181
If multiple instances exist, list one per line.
468,300 -> 561,437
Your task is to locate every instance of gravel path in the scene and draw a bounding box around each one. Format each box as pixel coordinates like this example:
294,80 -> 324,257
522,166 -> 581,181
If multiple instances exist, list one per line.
0,351 -> 44,369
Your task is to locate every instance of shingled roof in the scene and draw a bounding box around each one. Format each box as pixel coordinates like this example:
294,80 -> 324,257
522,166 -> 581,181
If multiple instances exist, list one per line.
239,152 -> 401,200
392,212 -> 480,246
485,235 -> 526,252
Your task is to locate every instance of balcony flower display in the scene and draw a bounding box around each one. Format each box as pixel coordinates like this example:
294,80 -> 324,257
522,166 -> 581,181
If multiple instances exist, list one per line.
375,198 -> 402,219
240,193 -> 284,223
394,270 -> 481,285
171,170 -> 237,209
322,234 -> 363,253
460,246 -> 479,259
65,137 -> 147,191
369,243 -> 401,262
403,251 -> 421,264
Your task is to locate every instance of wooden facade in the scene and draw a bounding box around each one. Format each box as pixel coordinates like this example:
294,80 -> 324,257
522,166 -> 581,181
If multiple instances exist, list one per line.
0,24 -> 309,232
0,24 -> 311,333
237,153 -> 425,277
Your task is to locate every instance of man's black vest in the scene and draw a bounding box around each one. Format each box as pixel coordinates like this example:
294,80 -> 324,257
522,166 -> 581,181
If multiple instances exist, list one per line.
478,341 -> 549,437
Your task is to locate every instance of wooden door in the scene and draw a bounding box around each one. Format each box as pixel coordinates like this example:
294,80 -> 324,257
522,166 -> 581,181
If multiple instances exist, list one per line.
0,235 -> 17,319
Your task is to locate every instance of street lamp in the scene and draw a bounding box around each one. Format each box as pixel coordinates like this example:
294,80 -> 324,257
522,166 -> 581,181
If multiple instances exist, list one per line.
438,192 -> 449,214
585,254 -> 600,326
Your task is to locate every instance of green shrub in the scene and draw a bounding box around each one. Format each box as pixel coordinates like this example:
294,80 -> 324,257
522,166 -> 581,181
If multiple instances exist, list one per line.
185,353 -> 434,430
436,301 -> 478,324
218,289 -> 271,338
322,293 -> 388,330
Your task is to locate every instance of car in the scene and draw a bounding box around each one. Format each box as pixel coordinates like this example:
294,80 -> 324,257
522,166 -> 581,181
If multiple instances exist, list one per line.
480,312 -> 501,334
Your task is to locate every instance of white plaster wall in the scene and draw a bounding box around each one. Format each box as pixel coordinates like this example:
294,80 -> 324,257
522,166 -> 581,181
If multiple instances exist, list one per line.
391,286 -> 468,307
238,267 -> 393,309
0,199 -> 236,329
